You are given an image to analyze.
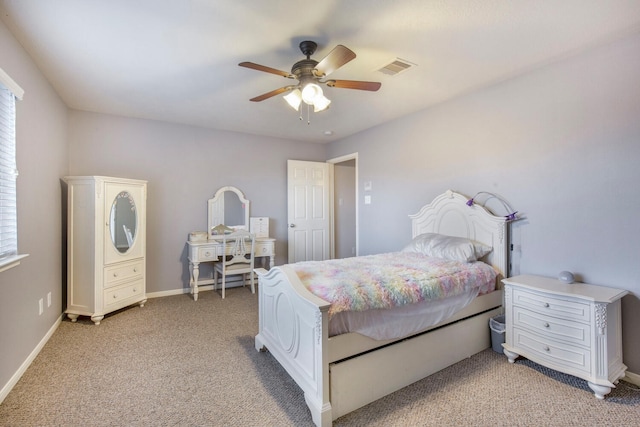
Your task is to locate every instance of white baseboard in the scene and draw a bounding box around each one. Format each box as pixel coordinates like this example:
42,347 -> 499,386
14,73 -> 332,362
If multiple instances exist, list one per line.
0,314 -> 63,404
624,370 -> 640,387
146,285 -> 216,299
146,280 -> 246,299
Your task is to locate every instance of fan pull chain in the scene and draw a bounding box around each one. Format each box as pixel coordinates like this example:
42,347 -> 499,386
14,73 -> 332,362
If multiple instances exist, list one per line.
307,103 -> 311,125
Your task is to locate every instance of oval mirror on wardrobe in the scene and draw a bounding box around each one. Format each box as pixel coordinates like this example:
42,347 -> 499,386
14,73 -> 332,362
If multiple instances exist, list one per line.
109,191 -> 137,253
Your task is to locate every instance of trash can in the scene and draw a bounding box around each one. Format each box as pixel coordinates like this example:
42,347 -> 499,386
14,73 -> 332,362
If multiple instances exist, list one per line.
489,315 -> 506,353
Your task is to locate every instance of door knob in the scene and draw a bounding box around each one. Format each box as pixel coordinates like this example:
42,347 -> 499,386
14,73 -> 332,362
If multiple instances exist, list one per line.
289,224 -> 295,228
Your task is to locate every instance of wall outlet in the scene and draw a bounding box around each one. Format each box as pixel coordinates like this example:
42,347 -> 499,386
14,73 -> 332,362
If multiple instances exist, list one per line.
47,292 -> 51,307
38,298 -> 43,315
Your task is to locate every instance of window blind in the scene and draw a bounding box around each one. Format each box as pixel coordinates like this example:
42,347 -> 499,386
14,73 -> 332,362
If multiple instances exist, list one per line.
0,84 -> 18,260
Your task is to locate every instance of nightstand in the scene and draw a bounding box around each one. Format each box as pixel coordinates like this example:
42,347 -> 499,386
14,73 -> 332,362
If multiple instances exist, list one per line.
502,274 -> 628,399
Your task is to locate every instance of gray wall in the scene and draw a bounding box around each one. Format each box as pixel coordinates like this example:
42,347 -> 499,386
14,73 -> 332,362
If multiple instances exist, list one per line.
0,20 -> 69,393
67,110 -> 326,293
327,32 -> 640,372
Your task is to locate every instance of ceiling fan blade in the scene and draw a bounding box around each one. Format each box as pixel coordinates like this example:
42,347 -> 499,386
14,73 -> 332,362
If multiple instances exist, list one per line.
239,62 -> 293,78
326,80 -> 382,91
314,45 -> 356,77
249,86 -> 296,102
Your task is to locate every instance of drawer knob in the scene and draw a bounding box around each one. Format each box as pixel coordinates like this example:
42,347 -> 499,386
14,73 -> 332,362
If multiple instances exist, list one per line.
543,302 -> 550,308
133,267 -> 138,273
205,251 -> 211,257
544,346 -> 550,352
113,294 -> 117,299
544,322 -> 550,328
113,272 -> 118,277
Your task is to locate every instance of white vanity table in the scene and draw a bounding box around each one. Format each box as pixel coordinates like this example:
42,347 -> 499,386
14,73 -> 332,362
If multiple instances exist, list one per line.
187,186 -> 276,301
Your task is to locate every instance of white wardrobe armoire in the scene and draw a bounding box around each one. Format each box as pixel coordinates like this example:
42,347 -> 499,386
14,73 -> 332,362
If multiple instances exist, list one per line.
64,176 -> 147,325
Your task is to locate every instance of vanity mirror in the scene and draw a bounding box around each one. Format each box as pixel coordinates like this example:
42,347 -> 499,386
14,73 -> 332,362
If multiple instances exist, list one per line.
207,186 -> 250,239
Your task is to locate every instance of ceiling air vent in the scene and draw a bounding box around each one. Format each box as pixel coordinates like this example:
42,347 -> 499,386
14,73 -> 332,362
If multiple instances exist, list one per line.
377,58 -> 416,76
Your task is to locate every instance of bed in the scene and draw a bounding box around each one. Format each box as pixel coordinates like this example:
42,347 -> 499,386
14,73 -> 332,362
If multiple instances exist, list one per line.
254,190 -> 509,426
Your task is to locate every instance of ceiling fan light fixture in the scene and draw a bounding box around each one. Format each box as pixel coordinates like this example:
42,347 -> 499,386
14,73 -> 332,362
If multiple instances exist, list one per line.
301,82 -> 323,105
240,41 -> 380,119
313,95 -> 331,112
283,89 -> 302,111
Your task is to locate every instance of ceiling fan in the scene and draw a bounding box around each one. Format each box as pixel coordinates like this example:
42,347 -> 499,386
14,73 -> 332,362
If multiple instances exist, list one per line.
239,41 -> 381,113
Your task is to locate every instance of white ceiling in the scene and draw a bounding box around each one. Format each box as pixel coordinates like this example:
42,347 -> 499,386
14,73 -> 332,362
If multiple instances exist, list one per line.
2,1 -> 640,143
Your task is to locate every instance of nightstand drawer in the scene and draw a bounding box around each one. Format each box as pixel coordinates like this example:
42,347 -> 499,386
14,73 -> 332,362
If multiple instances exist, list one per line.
513,306 -> 590,347
513,327 -> 591,374
512,288 -> 590,323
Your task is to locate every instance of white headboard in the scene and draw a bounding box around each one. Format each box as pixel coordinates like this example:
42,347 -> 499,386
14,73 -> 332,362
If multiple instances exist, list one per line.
409,190 -> 509,280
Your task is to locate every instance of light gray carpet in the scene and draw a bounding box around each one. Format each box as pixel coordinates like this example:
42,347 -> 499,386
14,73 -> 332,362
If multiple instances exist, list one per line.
1,289 -> 639,426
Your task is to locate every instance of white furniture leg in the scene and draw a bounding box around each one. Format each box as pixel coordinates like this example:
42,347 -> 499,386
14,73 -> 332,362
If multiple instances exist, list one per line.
588,382 -> 612,400
191,261 -> 200,301
503,348 -> 518,363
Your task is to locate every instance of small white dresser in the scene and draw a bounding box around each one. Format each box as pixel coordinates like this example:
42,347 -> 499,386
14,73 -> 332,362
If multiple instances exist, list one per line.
502,274 -> 628,399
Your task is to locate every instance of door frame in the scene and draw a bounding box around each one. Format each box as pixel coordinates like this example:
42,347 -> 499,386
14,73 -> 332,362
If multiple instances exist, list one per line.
328,152 -> 358,258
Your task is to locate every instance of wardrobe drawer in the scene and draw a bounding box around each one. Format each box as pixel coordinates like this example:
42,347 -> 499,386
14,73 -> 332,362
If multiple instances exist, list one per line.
104,259 -> 144,287
104,279 -> 145,309
512,288 -> 590,322
513,327 -> 591,374
513,306 -> 590,347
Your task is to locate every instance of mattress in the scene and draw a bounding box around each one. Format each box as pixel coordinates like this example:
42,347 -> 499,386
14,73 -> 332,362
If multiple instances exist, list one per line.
328,287 -> 484,339
289,252 -> 497,340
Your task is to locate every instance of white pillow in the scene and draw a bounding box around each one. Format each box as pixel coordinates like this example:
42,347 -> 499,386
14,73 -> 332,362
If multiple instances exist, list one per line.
401,233 -> 492,262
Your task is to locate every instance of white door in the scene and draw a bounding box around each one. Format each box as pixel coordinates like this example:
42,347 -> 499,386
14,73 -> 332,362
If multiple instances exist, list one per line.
287,160 -> 331,263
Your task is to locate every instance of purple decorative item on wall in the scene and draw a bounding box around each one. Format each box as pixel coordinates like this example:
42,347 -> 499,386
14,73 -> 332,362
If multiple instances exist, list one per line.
465,191 -> 518,221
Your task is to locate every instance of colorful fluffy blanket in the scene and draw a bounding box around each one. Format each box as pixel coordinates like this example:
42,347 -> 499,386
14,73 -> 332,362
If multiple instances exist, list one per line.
289,252 -> 497,317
